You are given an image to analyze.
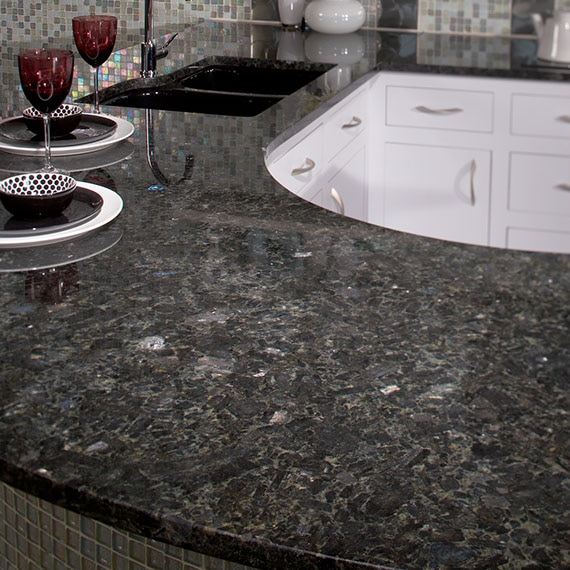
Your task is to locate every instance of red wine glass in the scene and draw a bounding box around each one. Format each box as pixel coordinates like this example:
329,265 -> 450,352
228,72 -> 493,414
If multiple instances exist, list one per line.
72,15 -> 118,114
18,48 -> 74,172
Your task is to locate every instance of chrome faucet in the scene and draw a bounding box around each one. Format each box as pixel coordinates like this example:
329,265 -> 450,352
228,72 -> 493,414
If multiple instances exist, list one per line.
140,0 -> 178,77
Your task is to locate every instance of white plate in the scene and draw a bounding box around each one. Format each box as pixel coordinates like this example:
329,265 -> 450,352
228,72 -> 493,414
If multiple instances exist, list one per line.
0,115 -> 134,157
0,225 -> 123,273
0,140 -> 134,174
0,182 -> 123,248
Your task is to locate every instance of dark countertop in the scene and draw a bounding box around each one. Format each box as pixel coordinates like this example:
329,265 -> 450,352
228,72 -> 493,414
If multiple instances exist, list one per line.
1,21 -> 569,570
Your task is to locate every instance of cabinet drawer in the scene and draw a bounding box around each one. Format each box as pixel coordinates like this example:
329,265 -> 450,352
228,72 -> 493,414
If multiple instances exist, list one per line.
266,124 -> 324,194
509,152 -> 570,216
324,89 -> 368,160
385,86 -> 494,133
511,94 -> 570,139
507,227 -> 570,254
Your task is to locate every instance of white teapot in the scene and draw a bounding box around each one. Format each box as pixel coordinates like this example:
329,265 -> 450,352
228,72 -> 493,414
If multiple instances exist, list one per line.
532,10 -> 570,63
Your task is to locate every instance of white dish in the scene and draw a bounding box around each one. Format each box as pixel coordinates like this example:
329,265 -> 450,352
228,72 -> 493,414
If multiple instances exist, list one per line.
0,140 -> 134,174
0,225 -> 123,273
0,182 -> 123,248
0,115 -> 134,157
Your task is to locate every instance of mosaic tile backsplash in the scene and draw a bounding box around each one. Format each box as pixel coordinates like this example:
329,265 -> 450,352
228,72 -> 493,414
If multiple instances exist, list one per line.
0,481 -> 258,570
2,0 -> 570,48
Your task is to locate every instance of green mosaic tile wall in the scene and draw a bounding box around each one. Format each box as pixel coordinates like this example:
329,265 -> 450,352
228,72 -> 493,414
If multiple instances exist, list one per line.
0,481 -> 259,570
5,0 -> 570,45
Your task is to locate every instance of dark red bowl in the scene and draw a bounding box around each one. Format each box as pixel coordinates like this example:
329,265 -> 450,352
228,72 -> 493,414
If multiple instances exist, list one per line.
0,172 -> 77,219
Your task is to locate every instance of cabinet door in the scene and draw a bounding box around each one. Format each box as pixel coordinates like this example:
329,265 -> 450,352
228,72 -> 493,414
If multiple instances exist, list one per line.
316,145 -> 367,221
383,143 -> 491,246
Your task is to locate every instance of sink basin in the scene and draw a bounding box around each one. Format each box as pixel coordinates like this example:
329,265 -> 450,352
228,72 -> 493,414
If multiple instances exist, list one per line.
79,57 -> 334,117
177,64 -> 328,96
96,89 -> 284,117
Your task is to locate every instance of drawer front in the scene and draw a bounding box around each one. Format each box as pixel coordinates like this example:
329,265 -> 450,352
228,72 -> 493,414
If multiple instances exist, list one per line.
511,94 -> 570,139
509,152 -> 570,216
324,90 -> 368,160
385,86 -> 494,133
266,124 -> 324,194
507,227 -> 570,254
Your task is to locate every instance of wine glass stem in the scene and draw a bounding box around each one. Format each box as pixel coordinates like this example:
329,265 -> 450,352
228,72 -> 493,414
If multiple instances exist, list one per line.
94,65 -> 100,114
42,113 -> 54,171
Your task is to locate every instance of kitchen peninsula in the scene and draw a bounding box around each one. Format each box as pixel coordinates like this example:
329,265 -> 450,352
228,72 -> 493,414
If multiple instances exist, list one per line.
1,21 -> 569,570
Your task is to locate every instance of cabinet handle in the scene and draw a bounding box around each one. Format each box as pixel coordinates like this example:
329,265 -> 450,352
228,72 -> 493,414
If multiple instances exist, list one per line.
557,115 -> 570,123
342,116 -> 362,129
291,157 -> 316,176
469,159 -> 476,206
415,105 -> 463,115
454,159 -> 477,205
330,187 -> 345,216
556,183 -> 570,191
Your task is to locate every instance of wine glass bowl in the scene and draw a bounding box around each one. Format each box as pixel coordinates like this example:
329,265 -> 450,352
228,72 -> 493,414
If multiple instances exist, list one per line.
0,172 -> 77,219
73,15 -> 118,113
23,104 -> 83,138
18,48 -> 75,171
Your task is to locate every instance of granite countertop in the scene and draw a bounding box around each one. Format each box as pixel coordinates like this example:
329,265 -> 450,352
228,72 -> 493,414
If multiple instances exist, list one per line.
1,21 -> 569,570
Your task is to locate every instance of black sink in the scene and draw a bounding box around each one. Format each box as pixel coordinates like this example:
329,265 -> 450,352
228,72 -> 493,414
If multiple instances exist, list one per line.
78,57 -> 334,117
178,64 -> 327,96
100,88 -> 283,117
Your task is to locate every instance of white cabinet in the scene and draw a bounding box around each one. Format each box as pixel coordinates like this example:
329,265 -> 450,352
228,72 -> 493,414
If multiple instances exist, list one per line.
383,143 -> 491,246
316,142 -> 367,221
265,81 -> 370,220
372,71 -> 570,253
266,70 -> 570,254
372,72 -> 495,246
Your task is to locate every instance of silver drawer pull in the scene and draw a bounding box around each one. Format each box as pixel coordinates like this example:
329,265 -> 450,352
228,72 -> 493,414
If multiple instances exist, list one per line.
469,159 -> 476,206
330,187 -> 345,216
291,157 -> 316,176
557,115 -> 570,123
415,105 -> 463,115
556,183 -> 570,191
342,116 -> 362,129
454,159 -> 477,205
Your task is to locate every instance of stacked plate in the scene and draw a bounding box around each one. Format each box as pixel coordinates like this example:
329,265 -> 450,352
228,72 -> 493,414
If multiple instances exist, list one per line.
0,110 -> 131,247
0,110 -> 134,157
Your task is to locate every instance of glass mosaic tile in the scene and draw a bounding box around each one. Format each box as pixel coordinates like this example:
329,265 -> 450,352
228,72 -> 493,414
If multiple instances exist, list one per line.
0,481 -> 260,570
418,0 -> 512,34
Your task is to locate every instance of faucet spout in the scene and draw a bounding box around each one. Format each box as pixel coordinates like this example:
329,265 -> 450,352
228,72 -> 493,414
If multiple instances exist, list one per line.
141,0 -> 178,78
144,0 -> 154,44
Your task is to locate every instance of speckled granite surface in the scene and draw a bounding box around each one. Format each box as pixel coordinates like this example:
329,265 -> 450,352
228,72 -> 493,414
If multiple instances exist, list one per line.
0,22 -> 569,570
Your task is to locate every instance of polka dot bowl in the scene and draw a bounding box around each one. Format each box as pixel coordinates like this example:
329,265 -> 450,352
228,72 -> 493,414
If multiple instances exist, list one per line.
0,172 -> 77,219
23,104 -> 83,138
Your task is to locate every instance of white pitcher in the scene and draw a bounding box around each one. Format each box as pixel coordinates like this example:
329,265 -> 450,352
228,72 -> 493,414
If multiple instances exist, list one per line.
532,10 -> 570,63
